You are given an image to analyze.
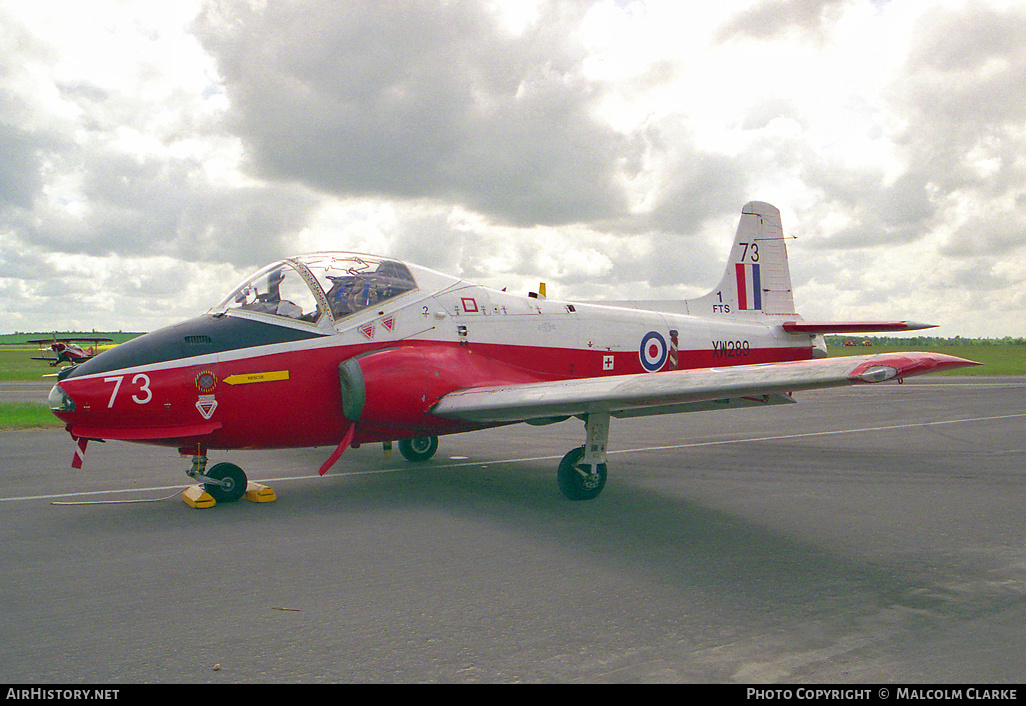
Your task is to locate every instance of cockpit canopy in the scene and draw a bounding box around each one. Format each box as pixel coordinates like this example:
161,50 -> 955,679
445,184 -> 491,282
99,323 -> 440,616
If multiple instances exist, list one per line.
214,254 -> 418,326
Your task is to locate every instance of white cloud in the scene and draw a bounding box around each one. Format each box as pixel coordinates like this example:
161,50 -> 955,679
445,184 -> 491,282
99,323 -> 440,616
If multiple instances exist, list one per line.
0,0 -> 1023,337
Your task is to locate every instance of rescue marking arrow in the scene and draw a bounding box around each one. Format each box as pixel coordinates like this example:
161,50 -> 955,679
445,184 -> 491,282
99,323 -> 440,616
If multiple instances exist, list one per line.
223,370 -> 290,385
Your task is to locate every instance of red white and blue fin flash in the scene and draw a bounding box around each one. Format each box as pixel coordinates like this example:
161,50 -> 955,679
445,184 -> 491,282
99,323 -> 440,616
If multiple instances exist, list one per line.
736,263 -> 762,311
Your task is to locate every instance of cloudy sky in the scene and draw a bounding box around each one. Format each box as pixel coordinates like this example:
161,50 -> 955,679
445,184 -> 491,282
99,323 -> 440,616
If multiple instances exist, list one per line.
2,0 -> 1024,337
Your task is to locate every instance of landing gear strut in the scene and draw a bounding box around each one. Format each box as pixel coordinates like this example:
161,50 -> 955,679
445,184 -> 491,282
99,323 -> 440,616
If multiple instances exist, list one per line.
557,413 -> 610,501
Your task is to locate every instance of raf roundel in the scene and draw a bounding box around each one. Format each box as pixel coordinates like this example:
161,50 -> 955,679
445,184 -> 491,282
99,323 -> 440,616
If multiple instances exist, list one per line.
639,331 -> 667,372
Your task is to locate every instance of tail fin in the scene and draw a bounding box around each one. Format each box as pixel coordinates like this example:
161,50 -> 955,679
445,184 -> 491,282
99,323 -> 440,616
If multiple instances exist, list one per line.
687,201 -> 795,316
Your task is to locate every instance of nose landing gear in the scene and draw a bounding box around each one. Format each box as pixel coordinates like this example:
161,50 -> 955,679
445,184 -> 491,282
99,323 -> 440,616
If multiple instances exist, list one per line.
181,448 -> 275,508
202,462 -> 247,503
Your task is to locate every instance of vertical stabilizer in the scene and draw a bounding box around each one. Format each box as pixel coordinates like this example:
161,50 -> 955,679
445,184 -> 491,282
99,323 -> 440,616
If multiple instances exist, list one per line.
687,201 -> 795,317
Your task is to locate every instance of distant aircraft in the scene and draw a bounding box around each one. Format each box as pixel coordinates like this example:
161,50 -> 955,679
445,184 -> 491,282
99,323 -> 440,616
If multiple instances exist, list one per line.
47,202 -> 977,503
30,335 -> 113,367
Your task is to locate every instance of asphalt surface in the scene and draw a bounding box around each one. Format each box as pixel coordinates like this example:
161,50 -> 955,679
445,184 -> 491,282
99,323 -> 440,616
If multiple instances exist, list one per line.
1,376 -> 1024,683
0,380 -> 54,403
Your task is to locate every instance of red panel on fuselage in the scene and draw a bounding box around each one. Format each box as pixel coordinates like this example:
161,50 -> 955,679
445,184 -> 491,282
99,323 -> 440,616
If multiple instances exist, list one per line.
54,338 -> 812,451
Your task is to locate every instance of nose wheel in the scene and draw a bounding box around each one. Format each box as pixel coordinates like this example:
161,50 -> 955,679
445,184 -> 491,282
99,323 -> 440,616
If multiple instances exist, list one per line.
185,453 -> 248,503
203,462 -> 248,503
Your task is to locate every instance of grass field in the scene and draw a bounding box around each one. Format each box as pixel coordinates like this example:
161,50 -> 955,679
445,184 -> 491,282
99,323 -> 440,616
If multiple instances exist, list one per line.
0,402 -> 64,429
0,332 -> 143,346
825,343 -> 1024,375
0,345 -> 127,381
0,348 -> 68,381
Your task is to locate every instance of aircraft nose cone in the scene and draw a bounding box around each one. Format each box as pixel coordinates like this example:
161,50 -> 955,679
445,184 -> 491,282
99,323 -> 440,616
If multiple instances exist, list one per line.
48,383 -> 76,414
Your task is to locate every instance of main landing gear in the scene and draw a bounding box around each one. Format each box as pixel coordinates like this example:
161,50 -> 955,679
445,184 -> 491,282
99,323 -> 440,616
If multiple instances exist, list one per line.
398,435 -> 439,462
557,413 -> 610,501
392,422 -> 611,501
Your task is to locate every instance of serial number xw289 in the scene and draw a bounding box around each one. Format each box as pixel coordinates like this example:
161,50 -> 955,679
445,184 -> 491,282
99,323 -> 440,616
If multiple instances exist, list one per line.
711,340 -> 750,358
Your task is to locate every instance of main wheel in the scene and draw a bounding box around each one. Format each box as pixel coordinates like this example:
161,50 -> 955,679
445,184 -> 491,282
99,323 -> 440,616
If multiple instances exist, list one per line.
398,436 -> 438,462
204,462 -> 248,503
557,446 -> 607,501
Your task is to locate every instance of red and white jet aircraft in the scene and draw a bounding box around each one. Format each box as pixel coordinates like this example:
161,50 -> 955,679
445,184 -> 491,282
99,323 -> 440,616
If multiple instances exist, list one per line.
48,202 -> 977,503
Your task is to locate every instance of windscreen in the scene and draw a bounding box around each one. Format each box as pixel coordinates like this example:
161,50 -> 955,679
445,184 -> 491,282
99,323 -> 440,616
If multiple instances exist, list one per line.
215,262 -> 323,323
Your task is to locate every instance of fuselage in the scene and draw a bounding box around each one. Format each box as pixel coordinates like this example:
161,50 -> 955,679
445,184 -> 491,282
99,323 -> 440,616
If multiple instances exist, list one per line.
49,253 -> 814,451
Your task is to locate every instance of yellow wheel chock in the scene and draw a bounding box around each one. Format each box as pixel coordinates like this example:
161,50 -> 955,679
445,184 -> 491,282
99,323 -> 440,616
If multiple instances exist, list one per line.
182,481 -> 276,508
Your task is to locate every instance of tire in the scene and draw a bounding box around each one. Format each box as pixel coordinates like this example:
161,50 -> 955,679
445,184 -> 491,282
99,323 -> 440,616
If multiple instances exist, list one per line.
557,446 -> 607,501
398,436 -> 438,462
204,462 -> 248,503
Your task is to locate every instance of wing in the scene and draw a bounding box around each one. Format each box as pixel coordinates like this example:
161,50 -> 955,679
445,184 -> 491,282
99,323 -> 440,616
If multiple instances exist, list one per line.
26,337 -> 113,344
430,352 -> 979,424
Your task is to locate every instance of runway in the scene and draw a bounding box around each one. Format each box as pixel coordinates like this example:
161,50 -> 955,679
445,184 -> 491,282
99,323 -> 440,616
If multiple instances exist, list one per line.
1,377 -> 1024,683
0,380 -> 54,403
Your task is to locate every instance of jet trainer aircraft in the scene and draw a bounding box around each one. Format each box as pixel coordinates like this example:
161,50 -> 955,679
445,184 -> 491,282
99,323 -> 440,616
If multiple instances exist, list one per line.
47,202 -> 977,503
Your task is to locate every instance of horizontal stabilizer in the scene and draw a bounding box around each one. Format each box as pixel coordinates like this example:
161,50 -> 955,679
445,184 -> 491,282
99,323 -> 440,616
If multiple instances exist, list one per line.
782,321 -> 935,334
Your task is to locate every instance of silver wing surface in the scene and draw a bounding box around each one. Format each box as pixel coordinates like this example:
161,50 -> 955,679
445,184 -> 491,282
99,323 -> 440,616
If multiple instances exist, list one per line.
430,352 -> 978,424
